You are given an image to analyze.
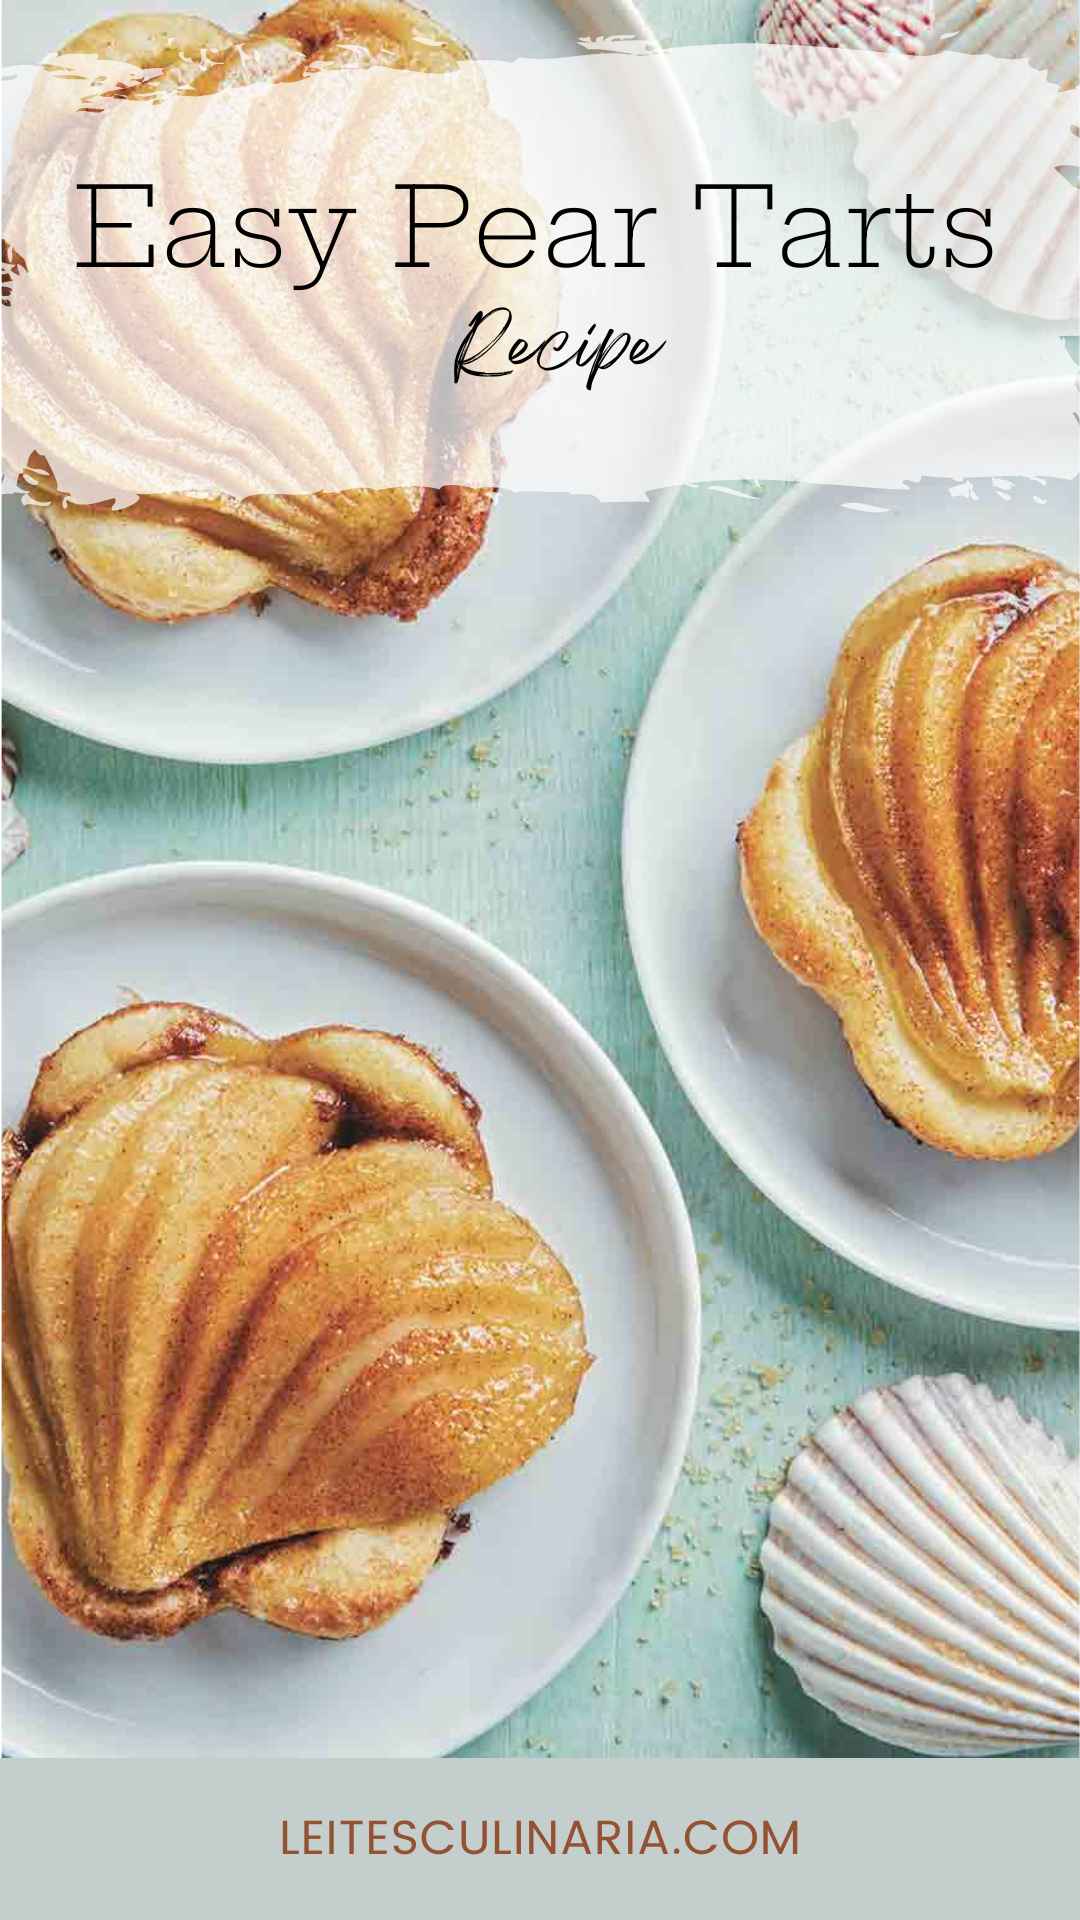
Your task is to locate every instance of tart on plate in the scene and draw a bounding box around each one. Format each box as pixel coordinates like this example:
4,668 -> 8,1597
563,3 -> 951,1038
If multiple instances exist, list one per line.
739,545 -> 1079,1159
4,3 -> 553,622
3,1001 -> 590,1639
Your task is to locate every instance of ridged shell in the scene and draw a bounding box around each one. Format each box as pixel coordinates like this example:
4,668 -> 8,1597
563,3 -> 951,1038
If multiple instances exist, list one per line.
930,0 -> 1078,92
1,730 -> 29,871
757,0 -> 932,53
853,47 -> 1079,320
739,546 -> 1079,1159
761,1375 -> 1080,1754
3,1003 -> 589,1634
755,1 -> 933,122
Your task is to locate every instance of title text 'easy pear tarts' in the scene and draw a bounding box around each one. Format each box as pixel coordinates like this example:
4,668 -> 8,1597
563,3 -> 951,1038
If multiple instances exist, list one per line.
738,545 -> 1079,1160
2,1001 -> 591,1641
2,2 -> 557,625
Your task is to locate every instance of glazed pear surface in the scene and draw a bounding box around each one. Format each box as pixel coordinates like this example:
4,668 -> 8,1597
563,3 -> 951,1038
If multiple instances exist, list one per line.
3,1004 -> 588,1638
739,546 -> 1079,1159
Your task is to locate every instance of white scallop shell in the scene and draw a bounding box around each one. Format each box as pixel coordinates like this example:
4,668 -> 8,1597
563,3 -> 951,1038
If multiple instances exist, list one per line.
755,1 -> 934,120
761,1375 -> 1080,1754
853,49 -> 1079,320
931,0 -> 1078,91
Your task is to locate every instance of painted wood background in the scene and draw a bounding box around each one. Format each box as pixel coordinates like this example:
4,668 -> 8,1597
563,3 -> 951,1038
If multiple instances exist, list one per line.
3,0 -> 1076,1760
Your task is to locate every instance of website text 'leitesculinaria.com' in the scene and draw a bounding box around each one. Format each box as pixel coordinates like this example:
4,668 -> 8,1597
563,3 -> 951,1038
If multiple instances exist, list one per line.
280,1817 -> 799,1858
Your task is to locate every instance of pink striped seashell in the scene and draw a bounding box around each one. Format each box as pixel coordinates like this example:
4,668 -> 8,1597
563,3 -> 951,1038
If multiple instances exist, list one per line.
757,0 -> 934,54
755,1 -> 934,122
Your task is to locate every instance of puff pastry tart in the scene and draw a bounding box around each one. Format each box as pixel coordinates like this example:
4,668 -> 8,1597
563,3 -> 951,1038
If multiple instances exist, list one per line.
6,3 -> 549,622
739,546 -> 1079,1159
3,1004 -> 590,1639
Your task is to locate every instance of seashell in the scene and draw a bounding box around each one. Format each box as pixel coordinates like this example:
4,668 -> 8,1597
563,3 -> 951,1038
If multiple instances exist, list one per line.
739,546 -> 1079,1160
1,730 -> 29,871
755,1 -> 933,123
930,0 -> 1078,93
756,0 -> 933,59
3,1003 -> 590,1640
761,1375 -> 1080,1754
853,46 -> 1079,320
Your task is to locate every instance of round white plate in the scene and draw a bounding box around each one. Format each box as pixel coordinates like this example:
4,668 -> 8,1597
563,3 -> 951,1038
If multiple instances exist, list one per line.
1,0 -> 717,764
2,862 -> 699,1757
624,378 -> 1080,1331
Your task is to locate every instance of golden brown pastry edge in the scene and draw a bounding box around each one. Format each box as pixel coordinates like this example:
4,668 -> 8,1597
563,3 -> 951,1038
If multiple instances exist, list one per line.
737,545 -> 1080,1162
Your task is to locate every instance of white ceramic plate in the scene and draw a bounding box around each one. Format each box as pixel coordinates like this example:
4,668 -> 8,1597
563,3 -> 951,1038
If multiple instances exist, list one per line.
2,862 -> 699,1757
624,378 -> 1080,1331
1,0 -> 717,763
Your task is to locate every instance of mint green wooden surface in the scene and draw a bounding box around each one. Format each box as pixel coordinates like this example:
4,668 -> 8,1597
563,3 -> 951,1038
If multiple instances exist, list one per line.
3,2 -> 1077,1759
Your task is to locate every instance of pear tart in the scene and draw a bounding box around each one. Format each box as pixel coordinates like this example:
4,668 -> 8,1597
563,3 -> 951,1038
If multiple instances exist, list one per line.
3,1003 -> 590,1640
739,546 -> 1079,1159
8,3 -> 546,623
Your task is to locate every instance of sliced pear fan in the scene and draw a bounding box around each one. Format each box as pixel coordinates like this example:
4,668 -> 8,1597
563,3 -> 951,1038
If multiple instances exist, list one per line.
739,546 -> 1079,1159
3,1002 -> 590,1640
